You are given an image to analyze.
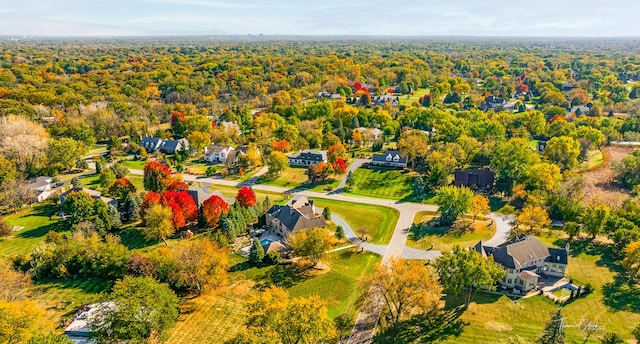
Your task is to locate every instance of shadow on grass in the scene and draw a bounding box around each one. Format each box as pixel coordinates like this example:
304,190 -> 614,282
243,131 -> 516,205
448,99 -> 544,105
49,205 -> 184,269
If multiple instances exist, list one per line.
552,237 -> 620,271
603,275 -> 640,313
409,220 -> 466,242
14,204 -> 65,239
373,308 -> 467,344
256,264 -> 310,290
116,227 -> 157,250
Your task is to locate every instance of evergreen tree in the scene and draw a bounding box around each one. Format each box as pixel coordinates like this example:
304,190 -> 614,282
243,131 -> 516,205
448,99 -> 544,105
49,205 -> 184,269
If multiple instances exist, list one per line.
346,171 -> 355,189
125,194 -> 142,222
249,238 -> 265,264
108,204 -> 122,230
538,309 -> 566,344
322,207 -> 331,220
336,226 -> 345,240
413,175 -> 426,201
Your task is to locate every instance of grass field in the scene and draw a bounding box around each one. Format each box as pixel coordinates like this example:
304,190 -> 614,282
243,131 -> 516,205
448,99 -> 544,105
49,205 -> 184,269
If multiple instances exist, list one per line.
169,250 -> 381,343
0,203 -> 64,257
81,174 -> 101,190
407,211 -> 496,251
32,278 -> 111,330
119,159 -> 148,170
347,167 -> 416,201
574,149 -> 604,172
436,230 -> 640,343
256,166 -> 309,189
312,198 -> 399,244
399,88 -> 430,106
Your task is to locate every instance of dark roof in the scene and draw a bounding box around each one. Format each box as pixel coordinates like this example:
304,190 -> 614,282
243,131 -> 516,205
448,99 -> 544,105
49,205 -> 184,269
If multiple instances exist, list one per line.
288,150 -> 327,161
206,144 -> 233,153
489,236 -> 551,270
371,150 -> 407,164
140,137 -> 163,150
161,138 -> 189,153
546,248 -> 569,265
266,196 -> 326,233
453,170 -> 495,188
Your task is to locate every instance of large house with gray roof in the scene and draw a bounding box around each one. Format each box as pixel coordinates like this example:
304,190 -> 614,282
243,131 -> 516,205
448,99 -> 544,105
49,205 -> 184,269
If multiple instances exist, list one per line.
287,150 -> 327,167
140,137 -> 189,154
370,150 -> 407,168
473,235 -> 568,292
265,196 -> 326,238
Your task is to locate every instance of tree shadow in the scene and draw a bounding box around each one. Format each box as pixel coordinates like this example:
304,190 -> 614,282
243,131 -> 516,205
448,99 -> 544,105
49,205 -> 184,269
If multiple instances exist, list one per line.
602,275 -> 640,313
552,237 -> 620,271
373,308 -> 467,343
256,264 -> 310,289
116,227 -> 157,250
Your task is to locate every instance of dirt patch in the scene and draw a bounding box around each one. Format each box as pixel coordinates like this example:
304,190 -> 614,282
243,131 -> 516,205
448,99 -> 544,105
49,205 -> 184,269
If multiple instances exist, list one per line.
484,321 -> 513,332
582,145 -> 636,208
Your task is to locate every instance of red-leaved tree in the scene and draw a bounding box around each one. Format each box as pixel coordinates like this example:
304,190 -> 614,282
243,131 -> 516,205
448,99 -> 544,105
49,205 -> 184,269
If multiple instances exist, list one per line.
327,144 -> 347,164
516,83 -> 529,94
140,191 -> 162,218
236,186 -> 257,208
166,181 -> 189,192
167,199 -> 186,229
109,178 -> 136,200
333,158 -> 347,175
271,139 -> 292,152
201,195 -> 229,228
143,161 -> 173,193
164,190 -> 198,225
171,111 -> 185,126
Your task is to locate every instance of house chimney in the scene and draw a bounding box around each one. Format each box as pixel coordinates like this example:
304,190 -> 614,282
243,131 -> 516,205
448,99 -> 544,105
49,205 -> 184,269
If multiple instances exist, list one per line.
565,243 -> 570,253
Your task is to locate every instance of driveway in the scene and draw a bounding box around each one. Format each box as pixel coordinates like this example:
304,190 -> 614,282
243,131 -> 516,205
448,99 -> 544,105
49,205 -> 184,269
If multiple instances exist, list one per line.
337,158 -> 369,190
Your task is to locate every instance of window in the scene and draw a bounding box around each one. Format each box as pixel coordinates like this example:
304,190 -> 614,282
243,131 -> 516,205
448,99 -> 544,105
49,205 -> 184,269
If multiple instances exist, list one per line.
393,155 -> 399,161
386,154 -> 392,161
507,279 -> 512,284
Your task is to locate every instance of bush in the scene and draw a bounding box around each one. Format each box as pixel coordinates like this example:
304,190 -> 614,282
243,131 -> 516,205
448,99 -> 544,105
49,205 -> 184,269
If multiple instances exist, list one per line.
266,251 -> 281,265
336,226 -> 345,240
205,166 -> 218,177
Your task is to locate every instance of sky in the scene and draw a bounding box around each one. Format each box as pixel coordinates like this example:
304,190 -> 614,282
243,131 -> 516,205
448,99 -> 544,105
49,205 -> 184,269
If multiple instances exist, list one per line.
0,0 -> 639,37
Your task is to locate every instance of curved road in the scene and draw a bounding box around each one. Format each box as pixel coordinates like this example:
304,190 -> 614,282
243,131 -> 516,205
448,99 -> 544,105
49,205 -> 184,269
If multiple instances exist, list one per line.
128,167 -> 515,343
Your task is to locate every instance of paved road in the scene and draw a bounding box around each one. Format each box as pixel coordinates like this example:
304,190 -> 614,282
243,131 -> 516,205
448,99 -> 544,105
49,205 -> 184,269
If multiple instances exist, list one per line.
337,159 -> 369,190
129,166 -> 514,344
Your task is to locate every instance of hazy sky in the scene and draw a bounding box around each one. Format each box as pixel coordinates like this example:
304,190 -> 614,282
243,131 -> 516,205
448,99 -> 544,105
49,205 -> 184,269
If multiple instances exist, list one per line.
0,0 -> 639,37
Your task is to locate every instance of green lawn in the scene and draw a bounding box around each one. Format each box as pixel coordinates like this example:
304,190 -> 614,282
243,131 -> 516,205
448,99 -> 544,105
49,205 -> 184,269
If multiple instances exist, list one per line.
87,144 -> 108,157
81,174 -> 101,190
32,278 -> 111,330
170,250 -> 380,343
256,166 -> 309,189
438,231 -> 640,343
311,198 -> 399,244
574,149 -> 604,172
119,159 -> 148,170
347,167 -> 416,201
0,203 -> 65,257
407,211 -> 496,251
126,174 -> 145,191
222,166 -> 263,182
399,87 -> 430,106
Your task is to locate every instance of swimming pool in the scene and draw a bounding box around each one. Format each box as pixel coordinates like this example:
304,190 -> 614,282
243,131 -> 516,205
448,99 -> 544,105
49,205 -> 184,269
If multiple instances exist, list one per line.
260,238 -> 277,246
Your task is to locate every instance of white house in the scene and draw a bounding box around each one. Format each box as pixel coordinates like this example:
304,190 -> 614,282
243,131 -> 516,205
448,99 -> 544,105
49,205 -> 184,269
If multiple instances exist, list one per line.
24,176 -> 53,203
204,144 -> 235,164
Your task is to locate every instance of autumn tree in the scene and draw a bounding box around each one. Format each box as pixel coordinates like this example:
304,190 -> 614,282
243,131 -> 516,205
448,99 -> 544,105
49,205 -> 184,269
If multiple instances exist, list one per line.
109,178 -> 136,201
622,240 -> 640,282
232,285 -> 336,344
0,261 -> 32,302
0,300 -> 43,344
436,245 -> 504,308
271,139 -> 292,152
327,144 -> 347,164
362,258 -> 442,328
89,276 -> 178,343
0,115 -> 49,174
332,158 -> 347,175
286,227 -> 334,266
201,195 -> 229,228
491,138 -> 540,191
177,238 -> 229,294
470,194 -> 490,223
308,161 -> 333,183
544,136 -> 580,171
517,205 -> 551,232
99,167 -> 116,191
236,186 -> 257,208
0,218 -> 11,240
163,190 -> 198,228
398,130 -> 428,170
143,204 -> 175,244
267,151 -> 288,176
435,186 -> 474,226
187,131 -> 211,156
143,161 -> 173,193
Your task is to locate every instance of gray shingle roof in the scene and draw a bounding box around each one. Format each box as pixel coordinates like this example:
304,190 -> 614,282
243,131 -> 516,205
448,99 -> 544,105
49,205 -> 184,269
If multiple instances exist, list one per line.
371,150 -> 407,164
487,236 -> 551,270
266,196 -> 326,234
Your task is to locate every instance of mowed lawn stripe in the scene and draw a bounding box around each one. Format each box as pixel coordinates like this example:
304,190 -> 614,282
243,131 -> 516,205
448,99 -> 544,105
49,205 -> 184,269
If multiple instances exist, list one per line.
348,168 -> 415,200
